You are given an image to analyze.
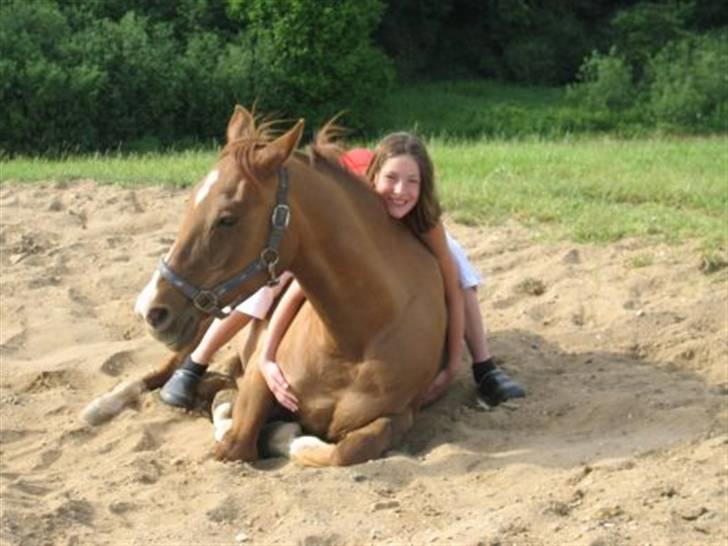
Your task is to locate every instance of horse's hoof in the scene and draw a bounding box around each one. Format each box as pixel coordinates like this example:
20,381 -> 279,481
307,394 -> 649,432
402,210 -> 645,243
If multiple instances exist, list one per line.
80,380 -> 145,425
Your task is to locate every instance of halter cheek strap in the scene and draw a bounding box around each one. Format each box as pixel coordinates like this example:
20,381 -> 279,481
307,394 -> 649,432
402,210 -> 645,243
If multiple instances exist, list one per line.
157,167 -> 291,319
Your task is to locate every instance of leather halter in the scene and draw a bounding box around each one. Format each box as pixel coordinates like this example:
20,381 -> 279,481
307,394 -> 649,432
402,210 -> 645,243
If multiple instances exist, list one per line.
157,167 -> 291,319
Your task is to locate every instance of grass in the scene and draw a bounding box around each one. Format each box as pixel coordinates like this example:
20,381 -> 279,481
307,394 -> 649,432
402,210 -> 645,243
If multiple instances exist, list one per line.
430,136 -> 727,252
2,136 -> 725,253
0,149 -> 217,188
366,80 -> 630,139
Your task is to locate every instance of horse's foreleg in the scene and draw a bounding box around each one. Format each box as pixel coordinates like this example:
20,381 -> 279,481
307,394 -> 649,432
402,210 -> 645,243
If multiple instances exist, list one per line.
213,364 -> 274,462
80,352 -> 184,426
289,410 -> 414,467
80,377 -> 147,425
141,352 -> 184,390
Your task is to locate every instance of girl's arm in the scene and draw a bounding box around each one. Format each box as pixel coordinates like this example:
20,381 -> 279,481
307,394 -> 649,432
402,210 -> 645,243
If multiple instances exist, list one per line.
259,279 -> 306,411
420,221 -> 465,404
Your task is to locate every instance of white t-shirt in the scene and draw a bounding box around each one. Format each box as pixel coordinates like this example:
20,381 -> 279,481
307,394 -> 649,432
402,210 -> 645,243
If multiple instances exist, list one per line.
446,232 -> 482,289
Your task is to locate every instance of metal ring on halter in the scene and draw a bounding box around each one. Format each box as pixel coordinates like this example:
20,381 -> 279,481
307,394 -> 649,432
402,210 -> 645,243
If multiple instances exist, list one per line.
193,290 -> 220,314
260,247 -> 280,266
260,248 -> 280,286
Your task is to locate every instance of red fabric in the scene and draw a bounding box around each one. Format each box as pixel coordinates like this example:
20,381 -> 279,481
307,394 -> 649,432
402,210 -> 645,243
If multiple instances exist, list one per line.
339,148 -> 374,176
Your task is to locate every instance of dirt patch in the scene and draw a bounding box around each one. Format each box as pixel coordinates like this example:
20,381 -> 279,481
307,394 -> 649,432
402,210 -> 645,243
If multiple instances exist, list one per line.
1,181 -> 725,545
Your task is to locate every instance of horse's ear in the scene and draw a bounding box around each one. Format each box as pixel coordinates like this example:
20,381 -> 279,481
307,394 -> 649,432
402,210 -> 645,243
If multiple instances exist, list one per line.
226,105 -> 254,143
254,119 -> 305,175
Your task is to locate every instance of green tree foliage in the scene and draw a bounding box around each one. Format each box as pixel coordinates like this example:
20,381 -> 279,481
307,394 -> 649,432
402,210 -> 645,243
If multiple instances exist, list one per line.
1,0 -> 392,154
568,47 -> 637,112
228,0 -> 393,130
568,1 -> 727,132
648,31 -> 728,130
377,0 -> 610,84
0,1 -> 104,153
611,0 -> 694,77
1,0 -> 725,154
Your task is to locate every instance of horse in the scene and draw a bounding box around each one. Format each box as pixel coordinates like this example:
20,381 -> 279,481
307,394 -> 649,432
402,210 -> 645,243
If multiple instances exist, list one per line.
84,105 -> 446,466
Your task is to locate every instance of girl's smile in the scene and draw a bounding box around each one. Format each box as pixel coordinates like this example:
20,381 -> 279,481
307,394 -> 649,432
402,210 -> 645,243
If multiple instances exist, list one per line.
373,154 -> 421,219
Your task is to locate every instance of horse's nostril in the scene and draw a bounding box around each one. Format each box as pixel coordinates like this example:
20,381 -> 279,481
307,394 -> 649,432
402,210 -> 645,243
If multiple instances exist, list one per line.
146,307 -> 169,329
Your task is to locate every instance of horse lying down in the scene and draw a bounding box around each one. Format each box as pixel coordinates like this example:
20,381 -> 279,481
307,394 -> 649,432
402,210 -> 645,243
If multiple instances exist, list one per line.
82,106 -> 446,466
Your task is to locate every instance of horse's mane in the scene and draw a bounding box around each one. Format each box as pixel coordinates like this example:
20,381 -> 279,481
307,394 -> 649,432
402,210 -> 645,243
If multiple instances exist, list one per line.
304,116 -> 378,198
219,111 -> 378,207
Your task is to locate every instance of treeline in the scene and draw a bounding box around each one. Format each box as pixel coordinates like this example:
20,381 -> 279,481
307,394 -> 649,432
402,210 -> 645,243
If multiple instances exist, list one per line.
1,0 -> 726,155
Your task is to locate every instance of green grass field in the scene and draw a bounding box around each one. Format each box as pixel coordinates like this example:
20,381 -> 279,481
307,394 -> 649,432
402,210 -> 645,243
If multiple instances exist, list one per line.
366,80 -> 637,139
431,136 -> 727,250
2,136 -> 725,255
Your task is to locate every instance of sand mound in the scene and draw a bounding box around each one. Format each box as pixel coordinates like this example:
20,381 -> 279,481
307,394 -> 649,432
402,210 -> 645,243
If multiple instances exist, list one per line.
1,181 -> 725,545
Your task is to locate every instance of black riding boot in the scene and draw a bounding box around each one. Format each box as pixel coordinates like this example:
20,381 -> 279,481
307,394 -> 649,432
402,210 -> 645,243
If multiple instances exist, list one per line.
473,358 -> 526,407
160,356 -> 207,410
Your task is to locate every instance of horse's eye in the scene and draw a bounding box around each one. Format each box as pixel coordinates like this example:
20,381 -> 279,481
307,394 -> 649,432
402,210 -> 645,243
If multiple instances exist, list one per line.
216,215 -> 238,228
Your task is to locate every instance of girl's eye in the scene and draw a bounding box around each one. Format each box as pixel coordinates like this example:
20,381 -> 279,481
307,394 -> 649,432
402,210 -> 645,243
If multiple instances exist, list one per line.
216,215 -> 238,228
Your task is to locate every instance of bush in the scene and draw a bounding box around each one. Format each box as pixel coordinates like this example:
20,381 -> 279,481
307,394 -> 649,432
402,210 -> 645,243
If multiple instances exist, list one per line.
568,48 -> 638,112
0,1 -> 90,153
1,0 -> 392,154
229,0 -> 394,131
647,31 -> 728,131
502,10 -> 592,85
63,12 -> 184,150
611,0 -> 694,75
0,2 -> 187,153
176,32 -> 257,142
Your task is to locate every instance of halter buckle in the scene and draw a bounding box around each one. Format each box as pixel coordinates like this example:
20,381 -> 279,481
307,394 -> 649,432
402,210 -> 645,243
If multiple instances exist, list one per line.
271,204 -> 290,229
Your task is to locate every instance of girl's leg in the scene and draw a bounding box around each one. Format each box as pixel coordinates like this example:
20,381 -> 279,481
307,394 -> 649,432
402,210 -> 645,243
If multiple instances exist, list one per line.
161,312 -> 252,409
463,286 -> 493,362
191,313 -> 253,365
462,287 -> 525,407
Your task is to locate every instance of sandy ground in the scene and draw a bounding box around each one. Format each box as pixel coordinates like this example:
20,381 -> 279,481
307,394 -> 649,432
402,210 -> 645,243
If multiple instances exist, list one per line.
0,180 -> 726,546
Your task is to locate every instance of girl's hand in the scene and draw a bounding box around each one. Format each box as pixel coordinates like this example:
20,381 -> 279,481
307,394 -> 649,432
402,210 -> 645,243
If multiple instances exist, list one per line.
258,359 -> 299,412
422,368 -> 454,407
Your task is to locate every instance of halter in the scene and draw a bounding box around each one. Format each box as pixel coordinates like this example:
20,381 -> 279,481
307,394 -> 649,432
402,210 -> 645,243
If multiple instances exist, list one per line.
157,167 -> 291,319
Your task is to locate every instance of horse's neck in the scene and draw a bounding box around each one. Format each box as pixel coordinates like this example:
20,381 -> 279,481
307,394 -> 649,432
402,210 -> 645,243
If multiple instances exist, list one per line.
287,160 -> 410,355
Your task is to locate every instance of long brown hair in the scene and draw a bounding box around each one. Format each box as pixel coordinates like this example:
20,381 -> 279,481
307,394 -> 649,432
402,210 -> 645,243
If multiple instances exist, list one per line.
366,132 -> 442,235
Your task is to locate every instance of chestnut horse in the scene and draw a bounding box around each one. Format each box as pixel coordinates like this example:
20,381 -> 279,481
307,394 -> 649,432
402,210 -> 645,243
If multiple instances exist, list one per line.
84,106 -> 446,466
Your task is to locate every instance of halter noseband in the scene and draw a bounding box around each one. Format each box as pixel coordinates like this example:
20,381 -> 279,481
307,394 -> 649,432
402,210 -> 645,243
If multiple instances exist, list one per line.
157,167 -> 291,319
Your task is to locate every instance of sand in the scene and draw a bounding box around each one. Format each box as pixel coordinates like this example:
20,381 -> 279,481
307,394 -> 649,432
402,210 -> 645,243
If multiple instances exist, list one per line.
0,180 -> 726,546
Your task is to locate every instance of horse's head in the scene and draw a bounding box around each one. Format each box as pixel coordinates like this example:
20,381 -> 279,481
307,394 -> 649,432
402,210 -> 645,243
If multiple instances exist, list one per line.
135,106 -> 304,351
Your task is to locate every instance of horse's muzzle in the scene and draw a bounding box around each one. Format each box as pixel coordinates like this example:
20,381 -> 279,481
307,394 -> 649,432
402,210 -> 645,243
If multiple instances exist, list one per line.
144,305 -> 200,352
135,272 -> 201,351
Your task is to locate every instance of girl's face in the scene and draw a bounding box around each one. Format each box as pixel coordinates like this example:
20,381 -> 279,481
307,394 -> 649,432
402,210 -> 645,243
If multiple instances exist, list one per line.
373,154 -> 421,219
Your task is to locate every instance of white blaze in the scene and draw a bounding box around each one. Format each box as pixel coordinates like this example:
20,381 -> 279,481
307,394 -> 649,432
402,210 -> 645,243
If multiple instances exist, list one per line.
195,169 -> 220,206
134,270 -> 162,317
